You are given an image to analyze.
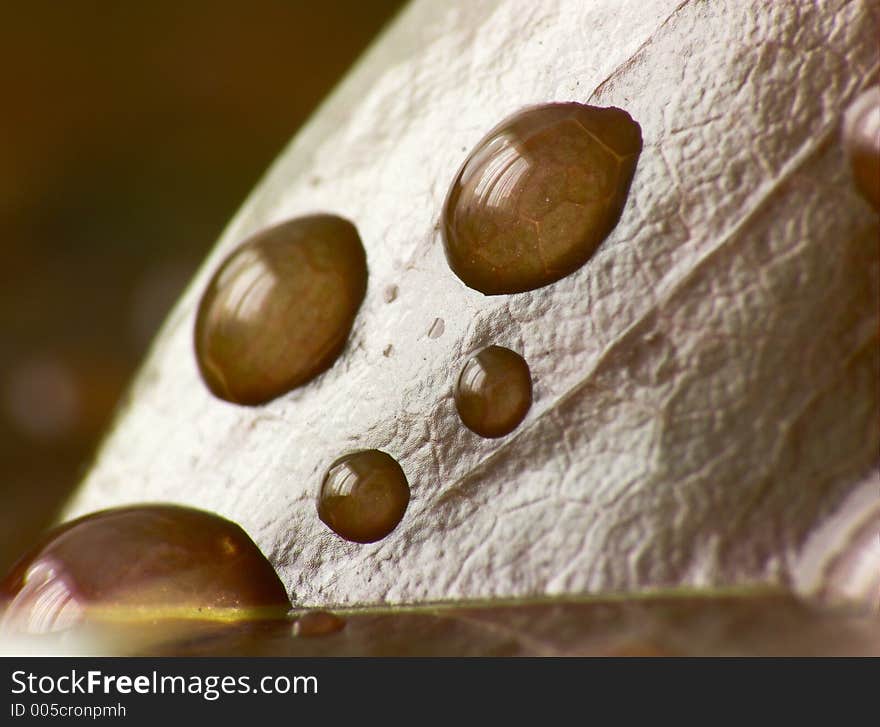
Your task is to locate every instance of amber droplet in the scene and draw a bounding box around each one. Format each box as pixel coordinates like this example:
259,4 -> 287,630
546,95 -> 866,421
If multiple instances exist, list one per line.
455,346 -> 532,438
292,610 -> 346,637
843,86 -> 880,211
0,505 -> 290,634
442,103 -> 642,295
318,450 -> 410,543
195,214 -> 368,405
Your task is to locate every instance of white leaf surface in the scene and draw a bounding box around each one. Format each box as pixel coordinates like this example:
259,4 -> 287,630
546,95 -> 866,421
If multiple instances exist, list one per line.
65,0 -> 880,608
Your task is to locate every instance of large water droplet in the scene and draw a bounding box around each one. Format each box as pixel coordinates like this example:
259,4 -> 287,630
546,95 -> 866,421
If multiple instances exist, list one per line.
318,450 -> 410,543
442,103 -> 642,294
195,214 -> 368,405
455,346 -> 532,438
0,505 -> 290,635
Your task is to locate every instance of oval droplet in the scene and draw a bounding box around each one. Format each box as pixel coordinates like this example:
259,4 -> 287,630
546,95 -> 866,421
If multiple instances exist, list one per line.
318,450 -> 410,543
292,610 -> 346,637
442,103 -> 642,295
455,346 -> 532,438
0,505 -> 290,635
843,86 -> 880,211
195,214 -> 368,405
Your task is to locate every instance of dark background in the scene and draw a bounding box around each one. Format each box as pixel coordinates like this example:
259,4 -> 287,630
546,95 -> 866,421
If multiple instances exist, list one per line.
0,1 -> 404,573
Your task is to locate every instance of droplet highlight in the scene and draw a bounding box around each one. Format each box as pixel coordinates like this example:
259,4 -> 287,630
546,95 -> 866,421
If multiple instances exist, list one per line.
442,103 -> 642,295
292,610 -> 346,637
0,505 -> 290,635
195,214 -> 368,405
318,450 -> 410,543
455,346 -> 532,438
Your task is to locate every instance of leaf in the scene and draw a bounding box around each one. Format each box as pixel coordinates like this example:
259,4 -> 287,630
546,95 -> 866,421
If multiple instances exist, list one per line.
61,0 -> 879,618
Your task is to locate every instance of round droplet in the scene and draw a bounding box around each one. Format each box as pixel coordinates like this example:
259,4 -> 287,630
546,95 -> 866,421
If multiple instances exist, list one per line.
292,610 -> 346,637
318,450 -> 410,543
0,505 -> 290,634
442,103 -> 642,295
843,86 -> 880,211
195,214 -> 368,405
455,346 -> 532,438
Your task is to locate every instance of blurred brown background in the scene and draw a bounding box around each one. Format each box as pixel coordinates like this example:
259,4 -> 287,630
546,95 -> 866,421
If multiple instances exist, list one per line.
0,1 -> 404,574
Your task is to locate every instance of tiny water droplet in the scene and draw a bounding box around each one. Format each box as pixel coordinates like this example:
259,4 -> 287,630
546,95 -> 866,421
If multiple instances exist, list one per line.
843,86 -> 880,210
0,505 -> 290,635
383,284 -> 398,303
442,103 -> 642,294
195,214 -> 368,405
427,317 -> 445,338
318,450 -> 410,543
292,610 -> 346,637
455,346 -> 532,438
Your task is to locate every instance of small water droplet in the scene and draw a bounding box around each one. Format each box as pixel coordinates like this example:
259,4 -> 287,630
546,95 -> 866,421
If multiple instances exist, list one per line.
194,214 -> 368,405
0,505 -> 290,635
455,346 -> 532,438
383,284 -> 398,303
442,103 -> 642,294
292,610 -> 346,637
318,450 -> 410,543
427,317 -> 445,338
843,86 -> 880,210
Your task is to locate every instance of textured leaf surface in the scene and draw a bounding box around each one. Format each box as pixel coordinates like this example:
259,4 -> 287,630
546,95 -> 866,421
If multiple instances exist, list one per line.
63,0 -> 879,611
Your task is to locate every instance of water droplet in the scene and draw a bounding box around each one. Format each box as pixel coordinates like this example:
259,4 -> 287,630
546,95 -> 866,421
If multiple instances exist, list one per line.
442,103 -> 642,294
318,450 -> 410,543
427,317 -> 445,338
292,610 -> 346,637
0,505 -> 290,635
195,214 -> 368,405
843,86 -> 880,210
455,346 -> 532,438
383,284 -> 398,303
